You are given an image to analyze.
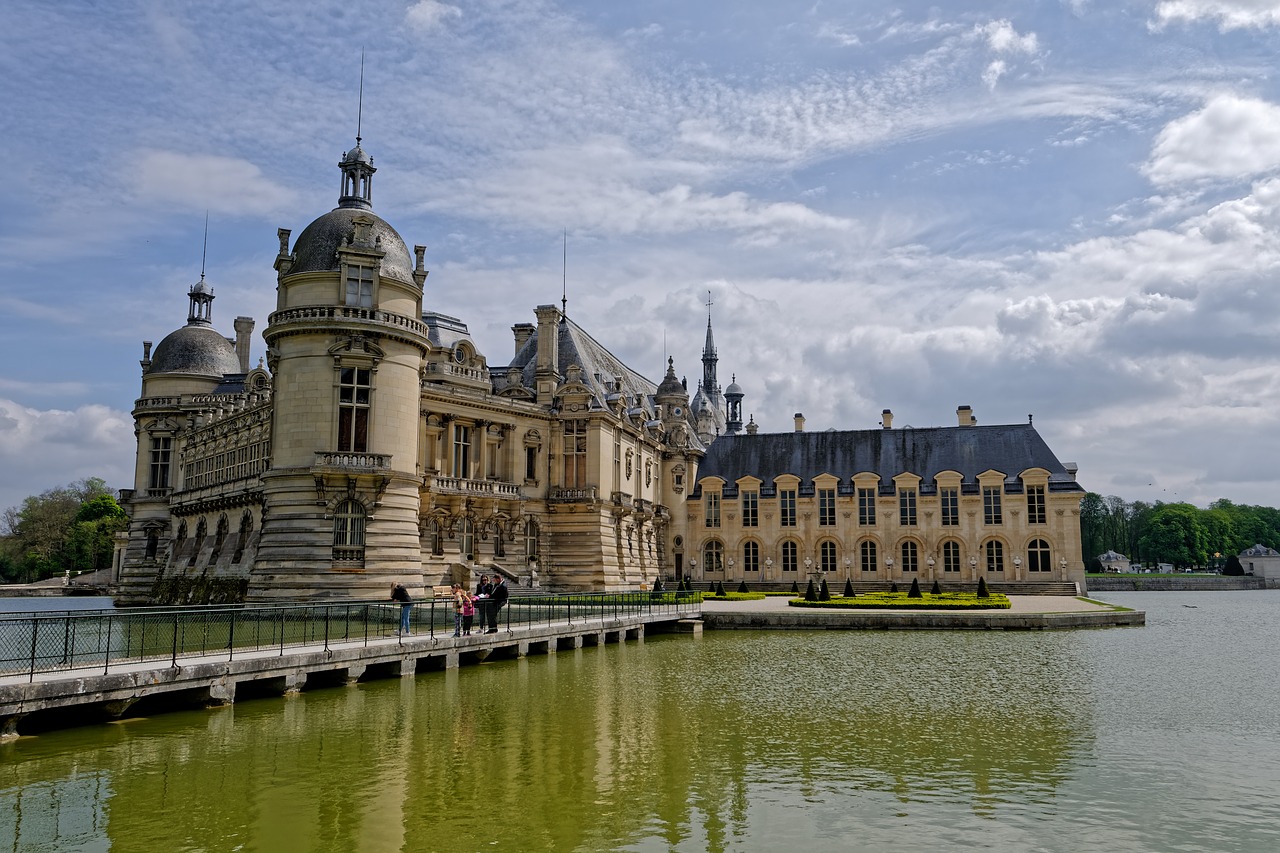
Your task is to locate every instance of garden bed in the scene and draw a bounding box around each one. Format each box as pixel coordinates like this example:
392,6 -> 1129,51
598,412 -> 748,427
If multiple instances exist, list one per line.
788,592 -> 1011,610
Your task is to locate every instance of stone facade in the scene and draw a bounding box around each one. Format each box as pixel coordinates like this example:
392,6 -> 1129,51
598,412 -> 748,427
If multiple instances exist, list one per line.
115,136 -> 1086,605
686,408 -> 1087,590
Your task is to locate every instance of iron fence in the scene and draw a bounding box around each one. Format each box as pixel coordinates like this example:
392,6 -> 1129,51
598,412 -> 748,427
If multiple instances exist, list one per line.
0,591 -> 702,681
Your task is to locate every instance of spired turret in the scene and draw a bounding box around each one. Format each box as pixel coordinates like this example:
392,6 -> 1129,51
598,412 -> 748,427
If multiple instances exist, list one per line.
253,135 -> 431,601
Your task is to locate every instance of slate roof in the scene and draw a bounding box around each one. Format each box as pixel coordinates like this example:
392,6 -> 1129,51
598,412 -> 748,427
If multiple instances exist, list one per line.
289,206 -> 414,284
1240,543 -> 1280,557
147,323 -> 241,377
694,424 -> 1082,494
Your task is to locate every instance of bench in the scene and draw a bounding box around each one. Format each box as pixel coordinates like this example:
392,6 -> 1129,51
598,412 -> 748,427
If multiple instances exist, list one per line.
432,585 -> 455,599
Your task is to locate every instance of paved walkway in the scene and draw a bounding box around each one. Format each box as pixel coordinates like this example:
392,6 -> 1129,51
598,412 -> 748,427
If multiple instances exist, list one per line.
702,594 -> 1115,616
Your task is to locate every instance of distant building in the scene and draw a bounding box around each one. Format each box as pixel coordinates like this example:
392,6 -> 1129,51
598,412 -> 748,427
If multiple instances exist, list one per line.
1240,544 -> 1280,587
1098,550 -> 1131,573
688,407 -> 1087,590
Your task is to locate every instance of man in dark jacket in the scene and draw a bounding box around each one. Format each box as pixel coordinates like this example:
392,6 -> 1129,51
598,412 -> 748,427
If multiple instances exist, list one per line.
486,574 -> 508,633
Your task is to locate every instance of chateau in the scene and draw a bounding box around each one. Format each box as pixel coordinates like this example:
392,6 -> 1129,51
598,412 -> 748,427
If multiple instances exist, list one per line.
115,136 -> 1086,604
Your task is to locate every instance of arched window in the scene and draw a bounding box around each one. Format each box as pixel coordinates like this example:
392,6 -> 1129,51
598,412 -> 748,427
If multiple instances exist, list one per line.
820,540 -> 838,572
209,514 -> 228,565
232,511 -> 252,564
702,540 -> 724,573
524,518 -> 539,564
900,540 -> 918,573
860,540 -> 878,573
985,540 -> 1005,573
333,500 -> 366,561
460,517 -> 475,561
1028,538 -> 1051,572
942,540 -> 961,573
743,541 -> 759,572
781,540 -> 798,572
189,519 -> 206,567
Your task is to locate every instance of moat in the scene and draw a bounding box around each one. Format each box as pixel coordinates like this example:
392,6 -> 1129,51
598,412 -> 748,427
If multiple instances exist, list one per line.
3,591 -> 1278,852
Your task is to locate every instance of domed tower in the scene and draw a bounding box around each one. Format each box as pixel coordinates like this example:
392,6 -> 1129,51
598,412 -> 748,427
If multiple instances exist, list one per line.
724,374 -> 744,435
118,275 -> 247,603
254,135 -> 430,601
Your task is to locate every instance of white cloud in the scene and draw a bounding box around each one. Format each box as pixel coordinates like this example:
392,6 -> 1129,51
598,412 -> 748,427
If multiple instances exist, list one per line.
1153,0 -> 1280,31
1144,95 -> 1280,186
983,60 -> 1008,90
978,20 -> 1040,55
0,400 -> 134,511
134,150 -> 297,217
406,0 -> 462,34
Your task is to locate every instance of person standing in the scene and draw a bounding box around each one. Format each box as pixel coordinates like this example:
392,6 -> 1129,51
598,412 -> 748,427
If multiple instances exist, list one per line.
474,574 -> 492,632
460,588 -> 476,635
390,583 -> 412,634
486,574 -> 508,633
451,583 -> 466,637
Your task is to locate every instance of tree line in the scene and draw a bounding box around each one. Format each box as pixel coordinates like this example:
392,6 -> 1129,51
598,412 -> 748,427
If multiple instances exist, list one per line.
0,478 -> 126,584
1079,494 -> 1280,571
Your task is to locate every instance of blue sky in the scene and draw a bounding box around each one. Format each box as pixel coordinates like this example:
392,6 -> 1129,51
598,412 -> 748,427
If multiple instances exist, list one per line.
3,0 -> 1280,513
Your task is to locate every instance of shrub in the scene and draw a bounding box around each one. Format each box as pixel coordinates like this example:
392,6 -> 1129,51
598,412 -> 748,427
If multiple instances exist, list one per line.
804,579 -> 817,601
819,578 -> 831,601
890,582 -> 898,593
977,577 -> 990,598
715,580 -> 727,597
907,578 -> 922,598
1223,555 -> 1245,576
843,578 -> 855,597
789,592 -> 1011,611
930,580 -> 941,595
737,579 -> 750,594
790,580 -> 800,594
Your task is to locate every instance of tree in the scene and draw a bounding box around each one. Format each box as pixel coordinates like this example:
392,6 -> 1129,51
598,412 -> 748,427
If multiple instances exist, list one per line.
2,478 -> 122,581
1139,503 -> 1209,569
907,578 -> 922,598
1222,555 -> 1245,576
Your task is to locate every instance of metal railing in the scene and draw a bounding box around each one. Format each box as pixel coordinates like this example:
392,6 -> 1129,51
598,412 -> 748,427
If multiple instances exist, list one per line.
0,592 -> 703,681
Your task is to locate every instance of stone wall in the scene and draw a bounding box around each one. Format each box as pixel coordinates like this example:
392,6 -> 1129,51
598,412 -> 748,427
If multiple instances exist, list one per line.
1086,576 -> 1269,592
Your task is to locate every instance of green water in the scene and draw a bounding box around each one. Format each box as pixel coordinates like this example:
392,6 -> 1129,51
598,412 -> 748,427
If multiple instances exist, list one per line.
3,591 -> 1279,852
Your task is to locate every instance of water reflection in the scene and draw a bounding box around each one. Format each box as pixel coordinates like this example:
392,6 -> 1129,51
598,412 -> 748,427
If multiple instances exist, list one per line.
1,626 -> 1093,852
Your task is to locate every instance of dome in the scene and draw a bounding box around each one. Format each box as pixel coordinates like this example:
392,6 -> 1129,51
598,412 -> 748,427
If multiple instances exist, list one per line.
656,358 -> 685,398
342,144 -> 372,165
289,207 -> 414,284
147,324 -> 241,377
725,379 -> 743,397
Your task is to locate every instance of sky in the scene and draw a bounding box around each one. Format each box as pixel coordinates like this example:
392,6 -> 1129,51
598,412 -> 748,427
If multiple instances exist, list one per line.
3,0 -> 1280,514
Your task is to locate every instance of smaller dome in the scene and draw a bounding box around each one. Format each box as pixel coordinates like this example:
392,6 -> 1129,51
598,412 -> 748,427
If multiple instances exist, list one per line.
725,375 -> 743,397
147,324 -> 241,377
190,278 -> 211,295
342,144 -> 372,165
656,357 -> 685,398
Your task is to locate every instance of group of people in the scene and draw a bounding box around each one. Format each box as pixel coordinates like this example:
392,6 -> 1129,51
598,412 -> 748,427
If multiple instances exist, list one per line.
389,573 -> 509,637
451,573 -> 507,637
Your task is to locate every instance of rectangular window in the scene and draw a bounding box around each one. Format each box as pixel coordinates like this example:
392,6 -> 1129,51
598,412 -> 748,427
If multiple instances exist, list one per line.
613,437 -> 622,489
345,264 -> 374,308
705,492 -> 721,528
899,488 -> 917,526
337,367 -> 371,452
1027,486 -> 1046,524
941,488 -> 959,526
149,436 -> 172,490
451,424 -> 471,479
563,420 -> 586,489
779,489 -> 797,527
525,446 -> 537,481
983,487 -> 1003,525
858,488 -> 876,526
818,488 -> 836,526
742,491 -> 758,527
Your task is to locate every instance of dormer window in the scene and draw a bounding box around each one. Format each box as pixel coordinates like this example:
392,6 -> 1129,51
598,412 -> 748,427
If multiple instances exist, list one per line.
345,263 -> 374,308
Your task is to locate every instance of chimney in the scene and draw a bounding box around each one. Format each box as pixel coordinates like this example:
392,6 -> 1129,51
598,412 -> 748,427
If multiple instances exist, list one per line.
957,405 -> 975,427
1064,462 -> 1078,481
794,412 -> 805,432
512,323 -> 535,355
881,409 -> 893,429
234,317 -> 255,373
534,305 -> 561,404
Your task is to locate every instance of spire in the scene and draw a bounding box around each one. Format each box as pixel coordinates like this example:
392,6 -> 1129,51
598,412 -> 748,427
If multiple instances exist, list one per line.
338,53 -> 376,210
701,290 -> 718,395
188,215 -> 214,325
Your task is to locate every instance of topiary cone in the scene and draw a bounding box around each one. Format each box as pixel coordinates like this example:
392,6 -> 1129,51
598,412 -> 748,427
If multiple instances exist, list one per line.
804,579 -> 817,601
843,578 -> 855,598
977,576 -> 990,598
930,580 -> 941,595
907,577 -> 922,598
